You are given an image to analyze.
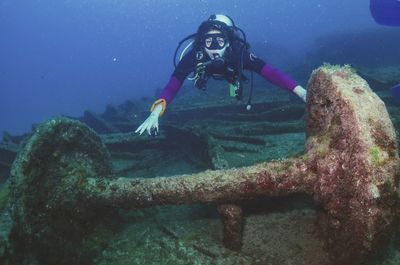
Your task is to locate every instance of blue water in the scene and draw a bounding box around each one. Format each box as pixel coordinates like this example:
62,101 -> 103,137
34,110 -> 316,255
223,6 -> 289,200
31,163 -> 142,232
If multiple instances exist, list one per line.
0,0 -> 386,136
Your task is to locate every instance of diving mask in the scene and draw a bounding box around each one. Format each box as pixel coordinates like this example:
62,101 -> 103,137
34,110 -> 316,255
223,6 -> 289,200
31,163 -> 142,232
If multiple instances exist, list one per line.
203,32 -> 229,59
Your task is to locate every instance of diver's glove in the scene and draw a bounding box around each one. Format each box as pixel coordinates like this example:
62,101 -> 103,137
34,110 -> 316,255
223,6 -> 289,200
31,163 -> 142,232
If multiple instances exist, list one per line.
135,99 -> 166,136
293,85 -> 307,102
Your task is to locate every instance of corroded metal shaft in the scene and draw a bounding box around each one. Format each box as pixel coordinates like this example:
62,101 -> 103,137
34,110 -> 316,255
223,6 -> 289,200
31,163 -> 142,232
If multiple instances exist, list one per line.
84,158 -> 315,208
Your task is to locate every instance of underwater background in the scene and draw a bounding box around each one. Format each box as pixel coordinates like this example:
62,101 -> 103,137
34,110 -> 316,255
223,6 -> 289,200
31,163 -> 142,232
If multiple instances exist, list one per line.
0,0 -> 389,136
1,0 -> 400,265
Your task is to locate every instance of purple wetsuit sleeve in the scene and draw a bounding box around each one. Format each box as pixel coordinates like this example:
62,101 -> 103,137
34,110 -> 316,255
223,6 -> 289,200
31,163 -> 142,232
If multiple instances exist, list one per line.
260,63 -> 298,92
157,49 -> 196,105
159,75 -> 183,104
242,50 -> 298,91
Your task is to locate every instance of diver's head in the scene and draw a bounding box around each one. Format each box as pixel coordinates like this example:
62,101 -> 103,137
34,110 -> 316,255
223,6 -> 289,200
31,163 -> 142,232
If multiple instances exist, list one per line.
196,14 -> 235,59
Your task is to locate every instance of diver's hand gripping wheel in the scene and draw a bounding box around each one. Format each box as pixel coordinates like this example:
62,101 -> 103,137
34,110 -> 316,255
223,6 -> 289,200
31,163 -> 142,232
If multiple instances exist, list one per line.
135,100 -> 165,136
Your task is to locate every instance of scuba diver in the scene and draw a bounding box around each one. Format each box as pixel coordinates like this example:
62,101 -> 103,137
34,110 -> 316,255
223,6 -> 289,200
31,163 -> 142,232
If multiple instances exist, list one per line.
136,14 -> 307,135
369,0 -> 400,103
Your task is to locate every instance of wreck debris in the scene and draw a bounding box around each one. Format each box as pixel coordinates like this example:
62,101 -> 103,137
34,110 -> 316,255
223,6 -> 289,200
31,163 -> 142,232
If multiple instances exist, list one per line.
207,136 -> 230,169
357,65 -> 400,91
7,65 -> 399,265
82,110 -> 121,134
231,120 -> 305,135
0,92 -> 305,181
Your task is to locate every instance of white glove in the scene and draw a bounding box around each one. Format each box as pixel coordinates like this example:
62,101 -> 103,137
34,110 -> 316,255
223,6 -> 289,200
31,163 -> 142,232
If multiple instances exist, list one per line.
293,85 -> 307,102
135,104 -> 163,135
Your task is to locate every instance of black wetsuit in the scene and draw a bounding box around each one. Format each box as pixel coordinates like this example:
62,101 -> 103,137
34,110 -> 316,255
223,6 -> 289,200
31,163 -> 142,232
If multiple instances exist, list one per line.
158,41 -> 297,104
173,40 -> 264,85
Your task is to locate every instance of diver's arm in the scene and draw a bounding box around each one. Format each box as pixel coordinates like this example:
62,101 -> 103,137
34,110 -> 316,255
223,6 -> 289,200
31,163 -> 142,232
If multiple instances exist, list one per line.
156,75 -> 183,114
153,49 -> 197,113
244,52 -> 307,102
243,52 -> 297,91
259,64 -> 297,92
135,51 -> 195,135
135,75 -> 183,135
135,74 -> 183,135
260,63 -> 307,102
